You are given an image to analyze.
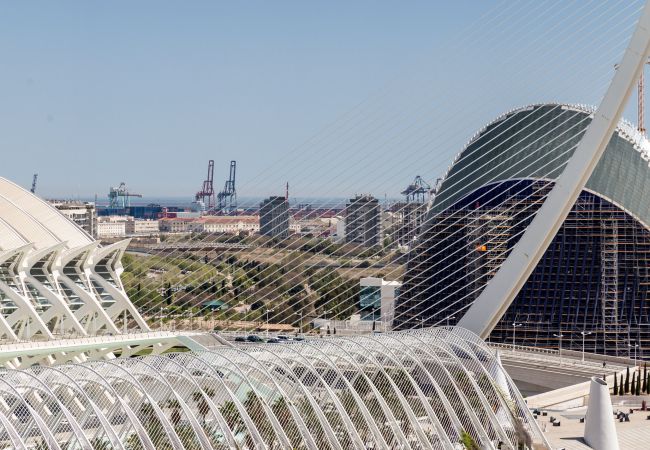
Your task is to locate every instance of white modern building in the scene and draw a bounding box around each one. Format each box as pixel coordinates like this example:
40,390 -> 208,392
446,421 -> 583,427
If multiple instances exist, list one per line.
0,177 -> 148,343
359,277 -> 402,327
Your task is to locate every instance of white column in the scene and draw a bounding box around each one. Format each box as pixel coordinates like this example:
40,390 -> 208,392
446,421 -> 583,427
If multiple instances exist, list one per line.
584,376 -> 619,450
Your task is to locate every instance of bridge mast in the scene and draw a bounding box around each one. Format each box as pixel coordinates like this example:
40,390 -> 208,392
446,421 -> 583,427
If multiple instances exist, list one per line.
459,2 -> 650,338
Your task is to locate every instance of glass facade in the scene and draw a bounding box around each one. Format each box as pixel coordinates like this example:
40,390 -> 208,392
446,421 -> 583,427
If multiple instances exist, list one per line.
359,285 -> 381,319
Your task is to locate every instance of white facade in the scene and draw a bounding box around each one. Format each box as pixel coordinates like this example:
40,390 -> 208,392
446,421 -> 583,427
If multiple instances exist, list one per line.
96,219 -> 127,237
331,215 -> 345,242
159,218 -> 195,233
0,177 -> 148,342
125,218 -> 159,235
199,216 -> 259,234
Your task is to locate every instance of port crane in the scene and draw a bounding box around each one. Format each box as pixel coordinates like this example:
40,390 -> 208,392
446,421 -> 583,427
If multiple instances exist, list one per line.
108,182 -> 142,208
195,160 -> 216,210
401,175 -> 431,203
216,160 -> 237,214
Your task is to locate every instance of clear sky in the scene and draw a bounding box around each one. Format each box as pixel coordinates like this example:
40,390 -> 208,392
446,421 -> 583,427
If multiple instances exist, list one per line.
0,1 -> 643,201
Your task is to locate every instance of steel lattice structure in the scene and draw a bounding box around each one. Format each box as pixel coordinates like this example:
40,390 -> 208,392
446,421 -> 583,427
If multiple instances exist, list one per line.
0,328 -> 545,450
0,177 -> 149,344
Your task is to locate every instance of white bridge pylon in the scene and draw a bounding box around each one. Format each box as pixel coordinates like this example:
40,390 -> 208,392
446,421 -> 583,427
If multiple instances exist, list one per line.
459,1 -> 650,338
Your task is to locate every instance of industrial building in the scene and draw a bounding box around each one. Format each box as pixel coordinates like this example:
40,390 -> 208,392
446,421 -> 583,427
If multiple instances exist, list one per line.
345,194 -> 381,246
259,195 -> 289,238
49,200 -> 96,237
394,103 -> 650,357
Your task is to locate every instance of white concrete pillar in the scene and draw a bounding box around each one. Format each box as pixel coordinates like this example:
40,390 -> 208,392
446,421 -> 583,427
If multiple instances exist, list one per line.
584,376 -> 619,450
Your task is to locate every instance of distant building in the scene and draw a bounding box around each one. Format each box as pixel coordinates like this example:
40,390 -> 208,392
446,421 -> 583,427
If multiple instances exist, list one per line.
49,200 -> 96,237
345,195 -> 380,246
330,216 -> 345,242
125,219 -> 159,235
359,277 -> 401,327
158,218 -> 195,233
195,216 -> 259,234
96,217 -> 127,238
392,202 -> 428,247
259,196 -> 289,238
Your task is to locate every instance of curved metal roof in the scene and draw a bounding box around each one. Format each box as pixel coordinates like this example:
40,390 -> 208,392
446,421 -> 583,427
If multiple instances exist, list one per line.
0,177 -> 92,250
431,103 -> 650,227
0,328 -> 547,449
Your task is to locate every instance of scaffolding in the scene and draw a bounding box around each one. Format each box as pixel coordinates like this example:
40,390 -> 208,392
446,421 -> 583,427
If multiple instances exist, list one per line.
601,217 -> 621,355
395,179 -> 650,357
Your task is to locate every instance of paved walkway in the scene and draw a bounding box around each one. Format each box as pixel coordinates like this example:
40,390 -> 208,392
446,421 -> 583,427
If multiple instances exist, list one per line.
543,403 -> 650,449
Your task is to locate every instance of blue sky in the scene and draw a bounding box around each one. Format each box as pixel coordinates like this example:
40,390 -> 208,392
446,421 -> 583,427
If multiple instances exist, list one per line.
0,1 -> 643,200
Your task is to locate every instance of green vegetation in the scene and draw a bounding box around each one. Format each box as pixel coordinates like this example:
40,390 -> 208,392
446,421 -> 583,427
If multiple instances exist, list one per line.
460,430 -> 480,450
122,248 -> 362,329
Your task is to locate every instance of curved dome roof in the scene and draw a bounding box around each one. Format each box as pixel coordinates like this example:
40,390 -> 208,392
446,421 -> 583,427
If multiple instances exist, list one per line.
432,103 -> 650,227
0,177 -> 93,251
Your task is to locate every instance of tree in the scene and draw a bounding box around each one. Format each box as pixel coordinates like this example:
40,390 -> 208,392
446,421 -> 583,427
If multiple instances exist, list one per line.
165,282 -> 173,306
460,430 -> 480,450
192,389 -> 215,425
636,371 -> 642,396
613,373 -> 618,395
619,374 -> 625,396
631,371 -> 636,395
625,367 -> 630,393
167,398 -> 181,426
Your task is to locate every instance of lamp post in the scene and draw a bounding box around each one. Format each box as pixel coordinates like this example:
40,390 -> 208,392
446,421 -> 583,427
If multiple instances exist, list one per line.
512,323 -> 523,351
580,330 -> 593,362
421,317 -> 425,329
159,307 -> 163,330
554,332 -> 565,364
628,342 -> 639,368
266,308 -> 274,338
446,315 -> 456,328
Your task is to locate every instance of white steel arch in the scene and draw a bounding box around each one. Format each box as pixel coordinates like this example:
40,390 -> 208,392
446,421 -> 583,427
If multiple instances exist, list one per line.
0,328 -> 547,449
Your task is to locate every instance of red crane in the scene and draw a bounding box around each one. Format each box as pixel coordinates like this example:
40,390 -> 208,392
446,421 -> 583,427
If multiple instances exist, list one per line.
195,160 -> 215,209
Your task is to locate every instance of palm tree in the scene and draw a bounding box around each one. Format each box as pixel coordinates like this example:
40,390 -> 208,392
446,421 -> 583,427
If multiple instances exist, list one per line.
167,398 -> 182,426
192,391 -> 210,425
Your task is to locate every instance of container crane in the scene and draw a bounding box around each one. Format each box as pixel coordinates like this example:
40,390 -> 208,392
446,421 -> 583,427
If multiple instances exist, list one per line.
108,182 -> 142,208
216,160 -> 237,214
195,160 -> 216,210
401,175 -> 431,203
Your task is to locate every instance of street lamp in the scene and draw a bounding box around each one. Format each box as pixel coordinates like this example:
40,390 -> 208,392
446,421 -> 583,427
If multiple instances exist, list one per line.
299,311 -> 304,337
421,317 -> 425,329
580,331 -> 593,362
554,332 -> 565,364
266,308 -> 274,338
628,342 -> 640,368
446,315 -> 456,328
512,323 -> 523,351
